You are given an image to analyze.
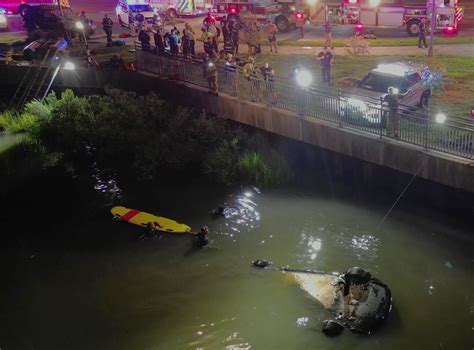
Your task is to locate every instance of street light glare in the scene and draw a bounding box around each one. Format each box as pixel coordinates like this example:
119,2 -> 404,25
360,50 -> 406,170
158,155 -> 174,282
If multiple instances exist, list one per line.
296,69 -> 313,87
435,113 -> 446,124
75,21 -> 84,30
63,61 -> 76,70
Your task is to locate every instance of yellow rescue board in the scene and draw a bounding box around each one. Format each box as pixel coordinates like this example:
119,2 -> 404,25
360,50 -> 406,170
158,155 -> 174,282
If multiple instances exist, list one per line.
111,206 -> 191,233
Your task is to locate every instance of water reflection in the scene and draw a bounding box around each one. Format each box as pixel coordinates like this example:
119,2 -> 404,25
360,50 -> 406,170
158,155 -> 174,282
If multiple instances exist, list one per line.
217,189 -> 261,239
91,162 -> 122,204
298,230 -> 323,265
189,318 -> 251,350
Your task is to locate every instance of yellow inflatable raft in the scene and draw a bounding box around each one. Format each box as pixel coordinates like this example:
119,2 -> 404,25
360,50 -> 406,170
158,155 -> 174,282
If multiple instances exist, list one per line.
111,206 -> 191,233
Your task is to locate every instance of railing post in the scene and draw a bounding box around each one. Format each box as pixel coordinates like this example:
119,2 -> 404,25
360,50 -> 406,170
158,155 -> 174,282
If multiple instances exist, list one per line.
338,89 -> 342,127
424,119 -> 429,149
182,60 -> 187,83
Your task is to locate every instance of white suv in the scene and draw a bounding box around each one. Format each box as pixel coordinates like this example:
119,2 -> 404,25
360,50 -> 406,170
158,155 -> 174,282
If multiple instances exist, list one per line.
116,0 -> 156,27
342,62 -> 432,126
352,62 -> 431,109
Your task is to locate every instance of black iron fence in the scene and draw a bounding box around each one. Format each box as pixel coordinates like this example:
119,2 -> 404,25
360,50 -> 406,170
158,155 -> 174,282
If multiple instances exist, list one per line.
135,47 -> 473,160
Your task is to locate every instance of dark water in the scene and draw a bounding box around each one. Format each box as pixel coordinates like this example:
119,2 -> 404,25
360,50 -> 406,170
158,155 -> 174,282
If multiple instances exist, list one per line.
1,148 -> 473,350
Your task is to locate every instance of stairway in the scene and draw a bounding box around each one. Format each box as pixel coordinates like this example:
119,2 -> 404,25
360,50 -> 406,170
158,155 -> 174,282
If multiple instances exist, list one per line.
9,47 -> 59,109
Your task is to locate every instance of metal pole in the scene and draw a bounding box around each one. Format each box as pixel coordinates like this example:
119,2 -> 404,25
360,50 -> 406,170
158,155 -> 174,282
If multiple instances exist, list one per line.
428,0 -> 436,57
42,64 -> 61,101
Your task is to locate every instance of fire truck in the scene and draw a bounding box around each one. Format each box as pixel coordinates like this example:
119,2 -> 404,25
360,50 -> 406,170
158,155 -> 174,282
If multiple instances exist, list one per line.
214,0 -> 462,35
0,0 -> 69,16
214,0 -> 297,32
345,0 -> 463,36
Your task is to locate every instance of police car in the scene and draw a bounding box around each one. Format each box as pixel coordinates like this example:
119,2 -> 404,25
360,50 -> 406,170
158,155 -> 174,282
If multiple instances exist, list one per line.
353,63 -> 431,108
343,62 -> 432,126
0,8 -> 7,30
116,0 -> 156,27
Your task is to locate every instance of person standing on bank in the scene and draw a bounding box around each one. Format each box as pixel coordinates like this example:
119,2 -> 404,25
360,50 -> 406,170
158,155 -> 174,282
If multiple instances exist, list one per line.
267,20 -> 278,53
102,14 -> 113,44
323,19 -> 332,46
418,18 -> 428,48
316,46 -> 334,85
383,87 -> 400,138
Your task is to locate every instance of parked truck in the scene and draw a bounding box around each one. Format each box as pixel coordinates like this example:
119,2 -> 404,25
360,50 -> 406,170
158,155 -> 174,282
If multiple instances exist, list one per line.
213,0 -> 463,36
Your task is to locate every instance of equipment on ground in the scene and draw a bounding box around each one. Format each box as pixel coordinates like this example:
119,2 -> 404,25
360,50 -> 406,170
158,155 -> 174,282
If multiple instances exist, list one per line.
111,206 -> 192,233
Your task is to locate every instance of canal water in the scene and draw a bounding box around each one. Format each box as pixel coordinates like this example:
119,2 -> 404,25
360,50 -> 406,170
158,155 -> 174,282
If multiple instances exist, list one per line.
0,152 -> 472,350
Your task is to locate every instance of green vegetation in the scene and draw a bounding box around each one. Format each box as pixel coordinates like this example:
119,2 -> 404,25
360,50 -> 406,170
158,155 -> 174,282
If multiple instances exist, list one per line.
0,89 -> 291,187
278,35 -> 474,47
0,110 -> 39,134
254,54 -> 474,123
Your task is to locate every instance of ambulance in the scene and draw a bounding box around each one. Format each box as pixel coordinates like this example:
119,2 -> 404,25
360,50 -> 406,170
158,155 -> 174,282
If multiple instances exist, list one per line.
116,0 -> 156,27
149,0 -> 212,19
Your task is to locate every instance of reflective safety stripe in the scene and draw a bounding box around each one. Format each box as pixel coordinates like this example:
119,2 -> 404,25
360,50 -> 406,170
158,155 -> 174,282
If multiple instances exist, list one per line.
121,209 -> 141,222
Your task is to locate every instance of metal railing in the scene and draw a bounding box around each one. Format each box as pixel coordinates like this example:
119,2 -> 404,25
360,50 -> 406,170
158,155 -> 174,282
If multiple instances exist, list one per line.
134,47 -> 473,160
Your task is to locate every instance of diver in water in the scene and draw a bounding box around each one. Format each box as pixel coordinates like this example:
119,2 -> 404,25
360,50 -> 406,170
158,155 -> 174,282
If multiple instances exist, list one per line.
190,226 -> 210,247
340,267 -> 372,296
211,206 -> 226,217
145,221 -> 163,239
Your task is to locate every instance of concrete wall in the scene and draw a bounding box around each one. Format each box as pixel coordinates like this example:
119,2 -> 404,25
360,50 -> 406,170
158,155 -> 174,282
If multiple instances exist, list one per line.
1,65 -> 473,193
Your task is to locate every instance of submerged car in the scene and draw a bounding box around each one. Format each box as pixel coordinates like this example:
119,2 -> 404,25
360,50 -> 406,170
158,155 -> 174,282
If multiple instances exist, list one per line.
342,62 -> 433,127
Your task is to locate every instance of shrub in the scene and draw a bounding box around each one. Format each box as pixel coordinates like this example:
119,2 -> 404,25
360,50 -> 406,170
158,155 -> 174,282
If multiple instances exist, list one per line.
238,152 -> 272,186
0,110 -> 39,134
203,138 -> 241,186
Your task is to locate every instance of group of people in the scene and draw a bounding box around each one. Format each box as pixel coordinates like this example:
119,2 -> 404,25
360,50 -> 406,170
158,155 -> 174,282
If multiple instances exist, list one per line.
138,24 -> 197,57
202,52 -> 276,104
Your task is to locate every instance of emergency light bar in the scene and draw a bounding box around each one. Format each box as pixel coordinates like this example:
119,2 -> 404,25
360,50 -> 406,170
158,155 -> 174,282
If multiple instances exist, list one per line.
375,63 -> 412,76
126,0 -> 149,4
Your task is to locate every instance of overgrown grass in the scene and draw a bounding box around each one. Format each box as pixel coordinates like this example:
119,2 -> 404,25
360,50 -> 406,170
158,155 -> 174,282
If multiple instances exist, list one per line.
0,110 -> 38,133
238,152 -> 272,186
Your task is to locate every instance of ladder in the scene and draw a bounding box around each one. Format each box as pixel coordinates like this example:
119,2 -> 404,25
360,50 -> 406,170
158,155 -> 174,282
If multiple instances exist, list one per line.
9,46 -> 59,110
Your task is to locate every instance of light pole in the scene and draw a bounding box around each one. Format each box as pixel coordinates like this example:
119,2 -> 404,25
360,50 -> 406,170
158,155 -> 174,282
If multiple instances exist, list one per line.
428,0 -> 436,57
75,21 -> 90,52
295,69 -> 313,116
42,61 -> 75,101
75,21 -> 98,66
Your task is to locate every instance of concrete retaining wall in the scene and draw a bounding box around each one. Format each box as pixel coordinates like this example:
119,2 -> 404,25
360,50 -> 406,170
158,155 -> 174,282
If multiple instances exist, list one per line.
1,65 -> 472,193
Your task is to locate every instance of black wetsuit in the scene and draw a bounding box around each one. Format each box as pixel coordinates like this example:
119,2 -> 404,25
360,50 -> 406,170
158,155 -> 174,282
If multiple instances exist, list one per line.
196,231 -> 209,247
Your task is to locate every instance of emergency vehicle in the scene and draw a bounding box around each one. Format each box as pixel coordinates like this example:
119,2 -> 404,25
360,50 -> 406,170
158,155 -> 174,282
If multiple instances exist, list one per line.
346,0 -> 463,36
0,0 -> 69,16
214,0 -> 462,35
116,0 -> 156,27
214,0 -> 295,32
149,0 -> 212,19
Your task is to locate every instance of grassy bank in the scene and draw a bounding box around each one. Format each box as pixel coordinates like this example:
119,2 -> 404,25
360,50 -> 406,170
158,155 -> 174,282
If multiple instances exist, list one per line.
252,54 -> 474,124
278,36 -> 474,48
